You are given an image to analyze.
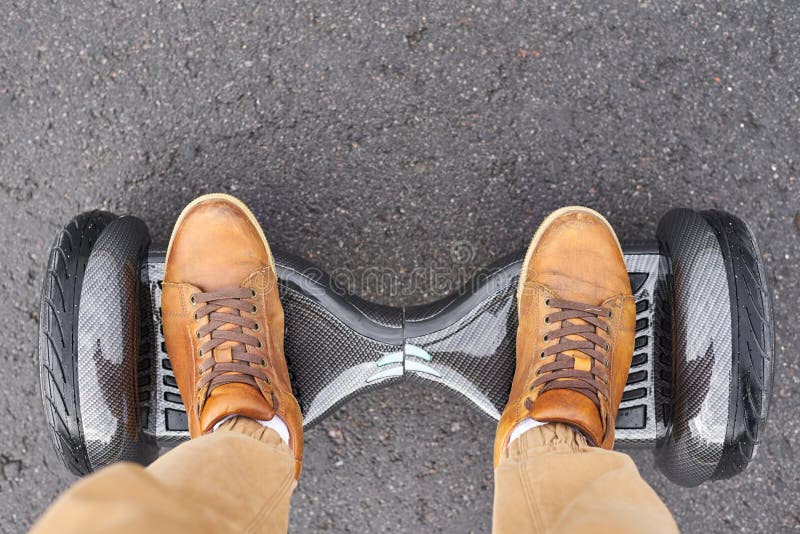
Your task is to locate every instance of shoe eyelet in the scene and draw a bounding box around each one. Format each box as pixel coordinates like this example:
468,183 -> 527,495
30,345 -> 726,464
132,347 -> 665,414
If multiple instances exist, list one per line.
193,311 -> 198,320
251,305 -> 258,314
543,334 -> 549,342
250,289 -> 257,298
197,348 -> 203,358
195,330 -> 201,339
545,298 -> 551,307
544,316 -> 550,325
257,340 -> 263,349
608,311 -> 613,318
605,343 -> 610,351
261,359 -> 267,366
190,295 -> 197,305
539,351 -> 545,359
253,322 -> 260,332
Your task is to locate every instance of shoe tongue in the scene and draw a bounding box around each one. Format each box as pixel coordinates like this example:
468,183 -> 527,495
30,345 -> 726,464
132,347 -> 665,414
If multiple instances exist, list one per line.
199,383 -> 275,433
529,389 -> 604,446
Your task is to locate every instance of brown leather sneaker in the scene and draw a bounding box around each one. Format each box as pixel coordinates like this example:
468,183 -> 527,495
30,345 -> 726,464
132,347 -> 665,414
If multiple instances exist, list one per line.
494,206 -> 635,465
161,193 -> 303,478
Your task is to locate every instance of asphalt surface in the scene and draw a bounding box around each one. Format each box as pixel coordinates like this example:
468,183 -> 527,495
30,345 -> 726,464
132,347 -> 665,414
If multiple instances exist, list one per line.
1,1 -> 798,532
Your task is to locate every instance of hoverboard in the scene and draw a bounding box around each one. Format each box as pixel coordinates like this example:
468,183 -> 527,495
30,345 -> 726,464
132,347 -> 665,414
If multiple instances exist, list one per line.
38,208 -> 773,487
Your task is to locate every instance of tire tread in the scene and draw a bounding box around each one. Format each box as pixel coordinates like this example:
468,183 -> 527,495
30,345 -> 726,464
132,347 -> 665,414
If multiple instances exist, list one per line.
703,210 -> 773,479
38,211 -> 116,475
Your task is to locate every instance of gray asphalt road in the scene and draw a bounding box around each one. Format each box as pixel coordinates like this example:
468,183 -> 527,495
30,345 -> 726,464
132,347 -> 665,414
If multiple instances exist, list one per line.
1,1 -> 798,532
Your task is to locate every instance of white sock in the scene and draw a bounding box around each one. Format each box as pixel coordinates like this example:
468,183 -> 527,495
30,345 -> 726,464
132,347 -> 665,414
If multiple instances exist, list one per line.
213,414 -> 291,445
508,417 -> 592,444
508,417 -> 547,443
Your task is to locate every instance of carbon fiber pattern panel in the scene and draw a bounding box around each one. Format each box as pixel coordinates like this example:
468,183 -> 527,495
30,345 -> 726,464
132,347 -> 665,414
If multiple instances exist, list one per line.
404,252 -> 525,323
275,251 -> 403,330
139,260 -> 186,444
405,281 -> 518,420
77,217 -> 157,469
281,285 -> 404,426
655,209 -> 732,486
615,253 -> 665,446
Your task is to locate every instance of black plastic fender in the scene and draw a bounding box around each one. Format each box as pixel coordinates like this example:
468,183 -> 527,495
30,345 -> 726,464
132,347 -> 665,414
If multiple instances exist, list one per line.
77,216 -> 158,470
655,209 -> 773,486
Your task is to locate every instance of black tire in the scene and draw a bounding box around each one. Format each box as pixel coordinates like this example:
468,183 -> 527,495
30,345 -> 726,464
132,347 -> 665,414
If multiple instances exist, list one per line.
38,211 -> 117,475
702,210 -> 774,480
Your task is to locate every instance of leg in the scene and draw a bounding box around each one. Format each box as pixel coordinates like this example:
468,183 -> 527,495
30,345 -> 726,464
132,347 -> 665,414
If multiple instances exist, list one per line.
493,423 -> 677,533
33,417 -> 295,534
493,207 -> 677,533
34,194 -> 304,532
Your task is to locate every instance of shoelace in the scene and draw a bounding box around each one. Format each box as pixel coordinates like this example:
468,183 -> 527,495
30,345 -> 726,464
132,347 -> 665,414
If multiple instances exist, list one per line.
529,298 -> 613,436
192,287 -> 271,397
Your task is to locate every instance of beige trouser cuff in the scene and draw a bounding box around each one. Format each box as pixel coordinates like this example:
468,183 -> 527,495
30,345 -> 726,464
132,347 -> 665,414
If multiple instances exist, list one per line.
493,422 -> 679,534
33,420 -> 678,534
32,417 -> 296,534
